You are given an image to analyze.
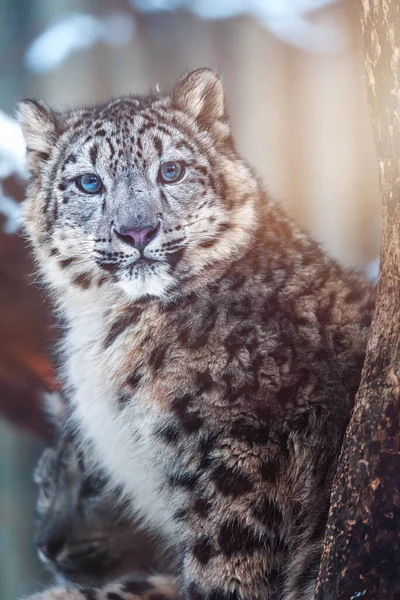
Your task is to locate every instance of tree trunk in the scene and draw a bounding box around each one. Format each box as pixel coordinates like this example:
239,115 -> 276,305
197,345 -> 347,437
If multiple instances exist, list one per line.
314,1 -> 400,598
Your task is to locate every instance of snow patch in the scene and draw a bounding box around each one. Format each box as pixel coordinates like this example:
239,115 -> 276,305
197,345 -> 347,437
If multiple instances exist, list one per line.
25,12 -> 135,74
0,111 -> 26,234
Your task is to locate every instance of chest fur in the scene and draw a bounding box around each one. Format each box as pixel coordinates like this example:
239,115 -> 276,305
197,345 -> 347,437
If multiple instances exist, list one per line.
65,296 -> 188,537
62,271 -> 367,541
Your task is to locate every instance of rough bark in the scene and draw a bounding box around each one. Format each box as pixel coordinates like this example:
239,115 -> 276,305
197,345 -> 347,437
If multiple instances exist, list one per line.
315,1 -> 400,598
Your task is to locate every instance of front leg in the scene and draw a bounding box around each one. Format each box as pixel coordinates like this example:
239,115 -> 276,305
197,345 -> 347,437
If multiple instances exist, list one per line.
25,575 -> 179,600
176,470 -> 289,600
180,512 -> 287,600
175,438 -> 329,600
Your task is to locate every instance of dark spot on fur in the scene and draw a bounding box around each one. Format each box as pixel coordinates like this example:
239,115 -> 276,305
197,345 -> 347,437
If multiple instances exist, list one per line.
59,257 -> 77,269
98,260 -> 117,273
126,370 -> 142,390
196,166 -> 208,176
224,325 -> 258,362
173,507 -> 188,521
178,329 -> 209,350
291,410 -> 312,433
116,392 -> 131,408
218,518 -> 274,557
260,460 -> 279,483
122,580 -> 153,595
107,594 -> 124,600
187,584 -> 240,600
252,497 -> 283,527
65,153 -> 77,164
193,496 -> 212,518
149,345 -> 167,372
169,471 -> 198,490
90,143 -> 99,165
276,384 -> 300,406
229,275 -> 246,292
49,247 -> 59,256
209,590 -> 240,600
181,413 -> 203,433
153,137 -> 163,157
171,393 -> 192,414
167,247 -> 185,268
199,238 -> 218,249
30,149 -> 50,162
192,535 -> 216,564
344,287 -> 364,303
171,395 -> 203,433
158,423 -> 180,444
230,420 -> 270,445
218,222 -> 232,233
187,582 -> 205,600
195,369 -> 214,393
104,313 -> 137,348
210,464 -> 253,497
178,303 -> 216,350
72,272 -> 92,289
198,434 -> 218,470
263,567 -> 282,587
229,296 -> 252,319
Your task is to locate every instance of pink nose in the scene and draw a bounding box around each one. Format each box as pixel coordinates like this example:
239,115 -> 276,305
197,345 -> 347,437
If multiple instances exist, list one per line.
114,223 -> 160,251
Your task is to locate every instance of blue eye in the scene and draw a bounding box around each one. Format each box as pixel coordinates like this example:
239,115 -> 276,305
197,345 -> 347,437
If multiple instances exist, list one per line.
159,161 -> 185,183
76,173 -> 103,194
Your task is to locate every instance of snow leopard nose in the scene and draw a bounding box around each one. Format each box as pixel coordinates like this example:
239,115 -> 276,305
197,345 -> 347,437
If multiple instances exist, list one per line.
113,221 -> 161,251
36,537 -> 65,561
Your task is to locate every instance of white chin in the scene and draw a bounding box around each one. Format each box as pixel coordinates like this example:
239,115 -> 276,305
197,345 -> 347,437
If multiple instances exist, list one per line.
117,265 -> 175,301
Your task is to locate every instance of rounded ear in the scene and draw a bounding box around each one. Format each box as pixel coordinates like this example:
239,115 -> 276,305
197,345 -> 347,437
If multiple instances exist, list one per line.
172,69 -> 227,129
43,391 -> 68,429
17,99 -> 59,170
33,447 -> 56,484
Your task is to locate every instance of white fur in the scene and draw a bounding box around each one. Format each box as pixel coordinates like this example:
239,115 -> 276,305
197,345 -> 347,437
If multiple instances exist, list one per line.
43,391 -> 67,425
118,265 -> 175,301
18,100 -> 55,154
62,285 -> 181,539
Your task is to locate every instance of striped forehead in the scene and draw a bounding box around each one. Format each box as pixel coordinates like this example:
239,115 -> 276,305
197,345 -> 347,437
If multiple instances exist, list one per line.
61,108 -> 199,174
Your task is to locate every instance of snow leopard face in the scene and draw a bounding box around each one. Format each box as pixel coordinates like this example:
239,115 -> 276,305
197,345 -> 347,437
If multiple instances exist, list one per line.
19,69 -> 257,301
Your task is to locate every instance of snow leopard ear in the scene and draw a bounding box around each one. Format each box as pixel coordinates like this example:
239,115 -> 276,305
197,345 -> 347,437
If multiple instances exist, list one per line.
33,447 -> 56,485
173,69 -> 227,130
43,391 -> 68,429
17,99 -> 59,169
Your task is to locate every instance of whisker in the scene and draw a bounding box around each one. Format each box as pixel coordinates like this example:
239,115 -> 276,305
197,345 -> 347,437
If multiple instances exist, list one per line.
181,216 -> 213,229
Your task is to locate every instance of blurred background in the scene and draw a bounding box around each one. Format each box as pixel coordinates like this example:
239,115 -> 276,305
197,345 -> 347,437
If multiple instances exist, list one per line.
0,0 -> 380,598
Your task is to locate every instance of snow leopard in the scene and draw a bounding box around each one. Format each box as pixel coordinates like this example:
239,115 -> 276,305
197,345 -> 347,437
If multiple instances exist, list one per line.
18,68 -> 376,600
34,432 -> 173,587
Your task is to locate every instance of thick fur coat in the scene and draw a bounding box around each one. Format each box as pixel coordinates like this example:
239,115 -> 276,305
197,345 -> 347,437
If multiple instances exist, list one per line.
19,69 -> 375,600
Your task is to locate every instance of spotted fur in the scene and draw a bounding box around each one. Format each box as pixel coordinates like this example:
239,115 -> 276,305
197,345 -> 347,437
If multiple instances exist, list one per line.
27,575 -> 178,600
19,69 -> 376,600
